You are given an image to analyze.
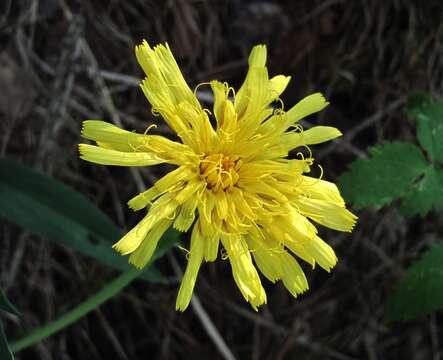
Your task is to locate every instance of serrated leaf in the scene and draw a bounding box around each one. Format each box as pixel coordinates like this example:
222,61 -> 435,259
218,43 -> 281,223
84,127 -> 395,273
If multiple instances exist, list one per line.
0,321 -> 14,360
386,244 -> 443,321
0,157 -> 178,283
409,100 -> 443,163
400,165 -> 443,217
0,288 -> 19,316
339,142 -> 428,208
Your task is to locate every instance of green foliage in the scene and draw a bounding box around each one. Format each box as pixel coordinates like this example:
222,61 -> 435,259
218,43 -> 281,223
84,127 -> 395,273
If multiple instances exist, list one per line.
339,95 -> 443,217
339,142 -> 428,208
340,93 -> 443,322
400,165 -> 443,216
0,157 -> 178,283
0,158 -> 181,353
408,96 -> 443,163
0,288 -> 18,360
405,91 -> 433,118
385,244 -> 443,320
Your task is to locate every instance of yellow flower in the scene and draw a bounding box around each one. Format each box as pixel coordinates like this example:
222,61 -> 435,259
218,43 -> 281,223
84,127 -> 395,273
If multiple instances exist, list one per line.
79,40 -> 357,311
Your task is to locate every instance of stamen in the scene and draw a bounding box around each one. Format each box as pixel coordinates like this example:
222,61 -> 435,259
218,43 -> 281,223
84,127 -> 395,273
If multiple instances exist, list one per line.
203,108 -> 212,116
144,124 -> 158,135
193,81 -> 212,98
274,97 -> 285,112
199,153 -> 242,192
317,164 -> 324,180
226,84 -> 236,102
178,245 -> 191,260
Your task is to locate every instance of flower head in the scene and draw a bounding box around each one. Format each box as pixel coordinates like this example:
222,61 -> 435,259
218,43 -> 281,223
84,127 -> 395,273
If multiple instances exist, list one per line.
79,40 -> 357,311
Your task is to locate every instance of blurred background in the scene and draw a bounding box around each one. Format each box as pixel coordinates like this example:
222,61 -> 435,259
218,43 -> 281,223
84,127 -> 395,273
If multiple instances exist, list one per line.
1,0 -> 443,359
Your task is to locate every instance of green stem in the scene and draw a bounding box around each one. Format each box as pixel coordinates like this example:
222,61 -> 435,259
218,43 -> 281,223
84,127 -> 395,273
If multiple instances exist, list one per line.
10,267 -> 141,353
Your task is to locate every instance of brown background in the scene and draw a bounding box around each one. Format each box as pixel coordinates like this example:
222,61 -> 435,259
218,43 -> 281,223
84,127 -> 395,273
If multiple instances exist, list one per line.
1,0 -> 443,359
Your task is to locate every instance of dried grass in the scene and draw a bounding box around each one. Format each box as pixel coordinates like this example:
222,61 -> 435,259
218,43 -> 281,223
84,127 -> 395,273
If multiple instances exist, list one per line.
1,0 -> 443,359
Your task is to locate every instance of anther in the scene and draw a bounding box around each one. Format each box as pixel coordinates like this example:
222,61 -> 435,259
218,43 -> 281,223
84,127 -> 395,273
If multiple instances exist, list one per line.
200,154 -> 242,192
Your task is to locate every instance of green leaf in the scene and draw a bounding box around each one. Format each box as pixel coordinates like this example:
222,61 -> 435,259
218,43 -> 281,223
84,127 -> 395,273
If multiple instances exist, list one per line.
386,244 -> 443,321
408,99 -> 443,163
405,91 -> 433,118
0,288 -> 19,316
339,142 -> 428,208
0,321 -> 14,360
400,165 -> 443,217
0,157 -> 178,283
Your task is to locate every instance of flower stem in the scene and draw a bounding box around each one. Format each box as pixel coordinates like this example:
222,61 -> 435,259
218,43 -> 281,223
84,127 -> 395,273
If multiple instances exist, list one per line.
10,267 -> 141,353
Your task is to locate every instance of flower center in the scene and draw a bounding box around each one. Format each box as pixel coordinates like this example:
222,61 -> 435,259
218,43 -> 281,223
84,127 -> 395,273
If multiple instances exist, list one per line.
200,154 -> 242,192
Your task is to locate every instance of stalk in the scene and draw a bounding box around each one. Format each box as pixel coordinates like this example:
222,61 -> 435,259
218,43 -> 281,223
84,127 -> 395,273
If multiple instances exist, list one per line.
11,268 -> 140,353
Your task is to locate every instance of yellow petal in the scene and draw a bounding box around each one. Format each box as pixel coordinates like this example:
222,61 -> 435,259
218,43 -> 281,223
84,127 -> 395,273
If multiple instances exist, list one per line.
302,126 -> 342,145
176,101 -> 218,153
285,93 -> 329,125
127,187 -> 160,211
128,219 -> 172,268
210,80 -> 228,126
302,236 -> 337,272
135,40 -> 205,149
198,191 -> 216,227
267,215 -> 336,272
127,167 -> 196,211
267,216 -> 316,267
173,197 -> 199,232
234,45 -> 267,117
204,225 -> 220,262
144,135 -> 195,163
239,159 -> 305,179
78,144 -> 165,167
282,238 -> 315,268
299,176 -> 345,207
229,188 -> 257,222
248,44 -> 267,67
239,179 -> 288,204
220,99 -> 238,139
135,40 -> 200,112
95,141 -> 132,152
176,223 -> 205,311
213,191 -> 228,220
269,75 -> 290,100
155,167 -> 195,193
174,179 -> 203,205
85,120 -> 195,165
248,237 -> 283,283
112,216 -> 155,255
221,235 -> 266,310
279,252 -> 309,296
114,194 -> 179,255
296,197 -> 357,232
239,67 -> 269,124
81,120 -> 147,151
